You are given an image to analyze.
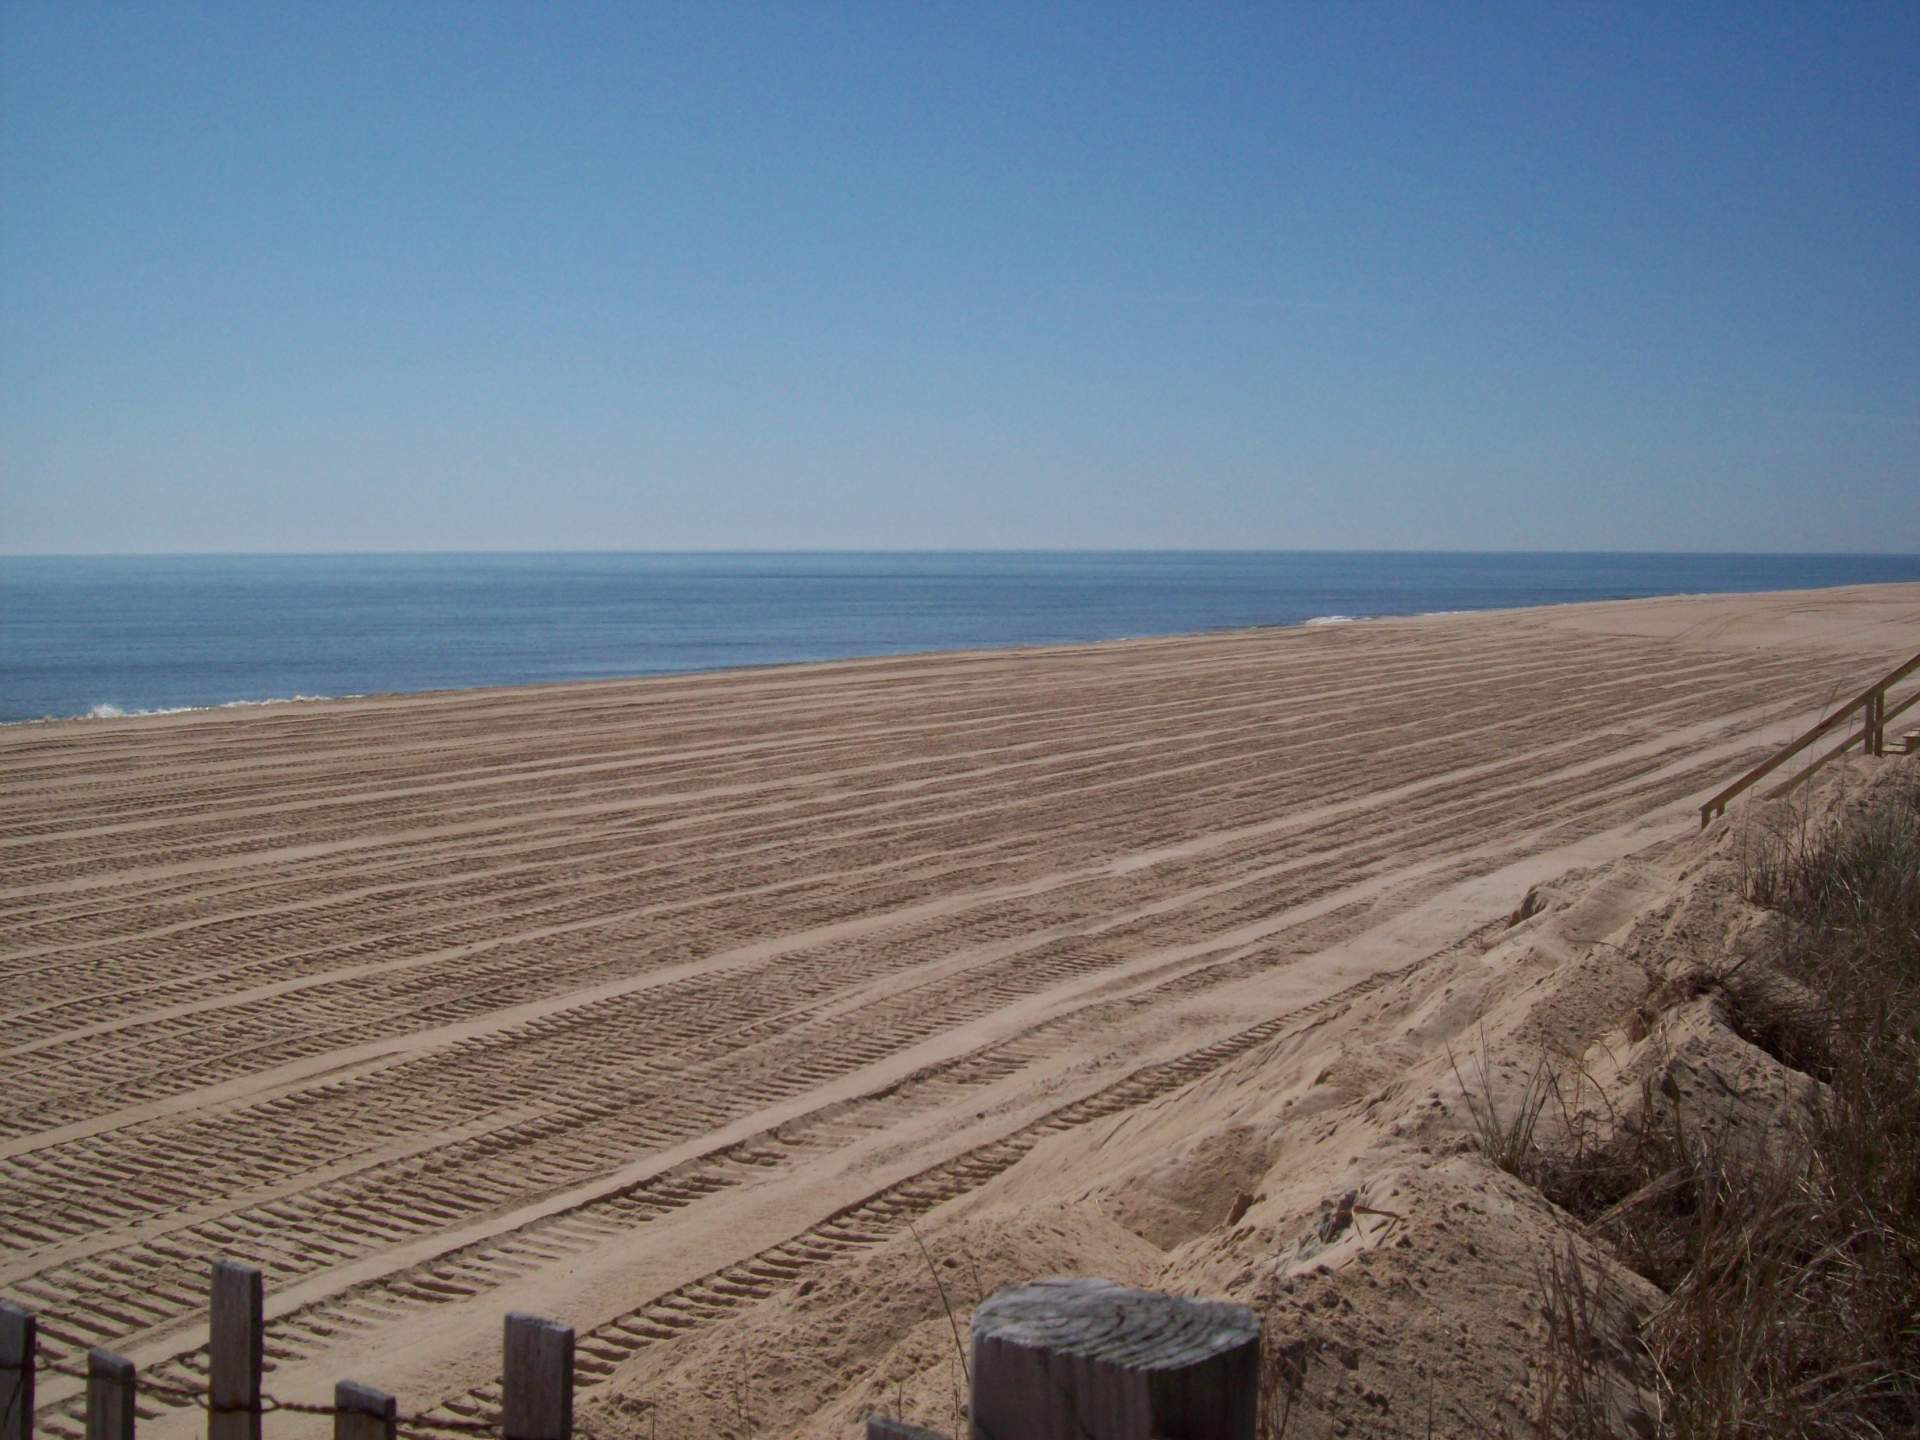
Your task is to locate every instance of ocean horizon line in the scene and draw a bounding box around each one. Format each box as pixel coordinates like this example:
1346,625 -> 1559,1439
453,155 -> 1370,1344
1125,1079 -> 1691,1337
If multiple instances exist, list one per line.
7,545 -> 1920,561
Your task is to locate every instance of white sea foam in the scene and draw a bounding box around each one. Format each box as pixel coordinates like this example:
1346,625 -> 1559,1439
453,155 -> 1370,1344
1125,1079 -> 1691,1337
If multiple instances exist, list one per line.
76,695 -> 342,722
1302,614 -> 1364,625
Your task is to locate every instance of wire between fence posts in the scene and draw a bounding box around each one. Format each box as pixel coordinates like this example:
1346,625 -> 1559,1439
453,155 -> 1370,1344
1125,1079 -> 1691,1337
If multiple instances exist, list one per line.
1,1303 -> 33,1440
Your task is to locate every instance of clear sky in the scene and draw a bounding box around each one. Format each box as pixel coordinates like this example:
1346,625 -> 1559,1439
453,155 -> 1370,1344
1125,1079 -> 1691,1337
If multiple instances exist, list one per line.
2,2 -> 1916,554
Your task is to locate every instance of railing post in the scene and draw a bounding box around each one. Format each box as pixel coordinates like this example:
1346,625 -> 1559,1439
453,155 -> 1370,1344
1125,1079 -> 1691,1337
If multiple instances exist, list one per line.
969,1278 -> 1259,1440
334,1382 -> 396,1440
502,1314 -> 573,1440
1,1301 -> 33,1440
86,1352 -> 135,1440
209,1261 -> 263,1440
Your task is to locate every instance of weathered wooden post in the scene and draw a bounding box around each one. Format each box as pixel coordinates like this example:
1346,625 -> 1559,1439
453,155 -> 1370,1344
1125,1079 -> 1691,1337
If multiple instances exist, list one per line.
209,1262 -> 263,1440
86,1351 -> 135,1440
1,1301 -> 33,1440
968,1278 -> 1259,1440
333,1382 -> 396,1440
502,1314 -> 573,1440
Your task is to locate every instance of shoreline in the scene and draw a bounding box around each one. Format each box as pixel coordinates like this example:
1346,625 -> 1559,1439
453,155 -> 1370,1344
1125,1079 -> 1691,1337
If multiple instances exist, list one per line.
10,577 -> 1919,731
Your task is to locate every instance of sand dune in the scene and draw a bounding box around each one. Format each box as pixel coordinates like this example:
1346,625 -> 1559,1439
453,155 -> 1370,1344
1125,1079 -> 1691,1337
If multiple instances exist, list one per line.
2,583 -> 1915,1438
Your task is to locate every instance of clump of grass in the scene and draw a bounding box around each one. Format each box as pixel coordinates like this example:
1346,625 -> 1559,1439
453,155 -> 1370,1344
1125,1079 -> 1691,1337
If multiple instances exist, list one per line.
1532,1242 -> 1629,1440
1258,1337 -> 1311,1438
1744,776 -> 1920,936
1539,770 -> 1920,1439
1450,1034 -> 1658,1236
1449,1034 -> 1557,1184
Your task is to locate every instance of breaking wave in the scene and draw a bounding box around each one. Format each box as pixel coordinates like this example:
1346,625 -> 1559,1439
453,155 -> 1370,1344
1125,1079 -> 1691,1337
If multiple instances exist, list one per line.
77,695 -> 340,722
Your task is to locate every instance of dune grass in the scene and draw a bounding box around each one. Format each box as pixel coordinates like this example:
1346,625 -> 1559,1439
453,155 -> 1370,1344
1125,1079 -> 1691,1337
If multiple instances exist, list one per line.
1538,771 -> 1920,1439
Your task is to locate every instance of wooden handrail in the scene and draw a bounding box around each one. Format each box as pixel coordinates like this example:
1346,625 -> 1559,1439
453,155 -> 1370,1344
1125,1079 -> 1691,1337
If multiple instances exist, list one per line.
1764,684 -> 1920,804
1886,685 -> 1920,729
1767,715 -> 1875,801
1700,650 -> 1920,828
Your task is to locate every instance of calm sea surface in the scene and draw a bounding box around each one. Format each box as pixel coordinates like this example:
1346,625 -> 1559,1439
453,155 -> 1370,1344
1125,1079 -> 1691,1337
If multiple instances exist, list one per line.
4,551 -> 1918,725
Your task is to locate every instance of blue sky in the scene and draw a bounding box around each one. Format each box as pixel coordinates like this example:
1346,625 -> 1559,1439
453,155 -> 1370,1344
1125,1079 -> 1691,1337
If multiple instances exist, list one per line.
3,2 -> 1916,553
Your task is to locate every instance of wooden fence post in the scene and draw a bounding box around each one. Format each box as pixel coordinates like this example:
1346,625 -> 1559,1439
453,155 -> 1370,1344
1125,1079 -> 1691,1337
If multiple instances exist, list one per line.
334,1382 -> 396,1440
86,1352 -> 135,1440
969,1278 -> 1259,1440
1,1301 -> 33,1440
209,1262 -> 262,1440
502,1314 -> 573,1440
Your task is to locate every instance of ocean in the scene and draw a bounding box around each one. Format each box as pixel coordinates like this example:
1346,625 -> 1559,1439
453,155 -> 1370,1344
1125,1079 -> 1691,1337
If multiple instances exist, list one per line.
4,550 -> 1918,725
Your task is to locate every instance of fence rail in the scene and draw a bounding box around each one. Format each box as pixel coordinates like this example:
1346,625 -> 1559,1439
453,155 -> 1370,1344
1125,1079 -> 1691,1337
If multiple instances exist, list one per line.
3,1265 -> 1259,1440
1699,649 -> 1920,829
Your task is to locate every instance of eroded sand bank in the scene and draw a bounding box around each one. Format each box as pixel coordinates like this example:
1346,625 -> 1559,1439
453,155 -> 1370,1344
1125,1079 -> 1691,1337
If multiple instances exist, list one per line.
3,582 -> 1916,1437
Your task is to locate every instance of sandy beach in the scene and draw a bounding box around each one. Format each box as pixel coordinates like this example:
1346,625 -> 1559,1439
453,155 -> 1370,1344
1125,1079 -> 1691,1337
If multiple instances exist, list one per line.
4,582 -> 1918,1438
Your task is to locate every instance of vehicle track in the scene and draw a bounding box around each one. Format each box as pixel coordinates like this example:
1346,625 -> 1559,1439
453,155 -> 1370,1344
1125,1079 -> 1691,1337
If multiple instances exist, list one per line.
0,707 -> 1764,1263
29,930 -> 1460,1440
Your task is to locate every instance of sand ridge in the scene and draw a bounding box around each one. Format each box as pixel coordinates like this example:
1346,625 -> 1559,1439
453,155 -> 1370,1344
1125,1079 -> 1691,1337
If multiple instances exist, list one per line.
1,582 -> 1915,1437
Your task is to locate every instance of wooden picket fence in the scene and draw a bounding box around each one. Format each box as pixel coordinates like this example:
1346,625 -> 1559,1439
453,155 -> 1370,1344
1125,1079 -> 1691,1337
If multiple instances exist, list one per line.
1,1265 -> 1259,1440
1,1261 -> 574,1440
